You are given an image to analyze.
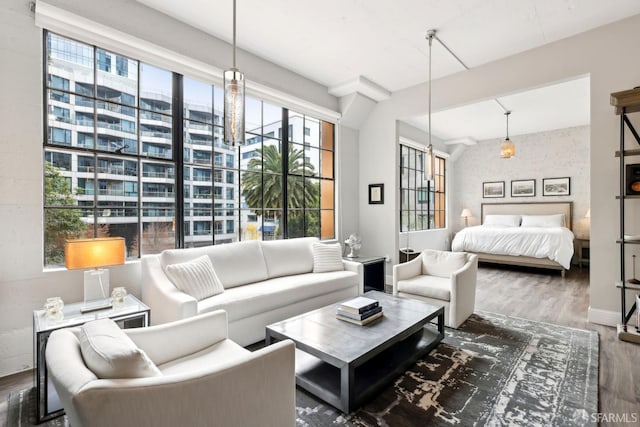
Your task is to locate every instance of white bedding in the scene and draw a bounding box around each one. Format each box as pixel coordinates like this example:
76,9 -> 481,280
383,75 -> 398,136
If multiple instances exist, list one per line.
451,225 -> 575,269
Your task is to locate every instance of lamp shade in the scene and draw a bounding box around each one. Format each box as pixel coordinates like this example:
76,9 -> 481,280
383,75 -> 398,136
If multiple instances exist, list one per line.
65,237 -> 125,270
460,208 -> 472,218
585,208 -> 591,218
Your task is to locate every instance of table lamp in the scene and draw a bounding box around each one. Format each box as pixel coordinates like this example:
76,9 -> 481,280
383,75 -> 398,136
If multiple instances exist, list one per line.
460,208 -> 472,227
65,237 -> 126,313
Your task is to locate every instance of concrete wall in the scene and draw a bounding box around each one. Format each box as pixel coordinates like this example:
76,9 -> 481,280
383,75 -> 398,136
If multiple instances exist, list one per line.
0,0 -> 347,377
358,13 -> 640,327
450,125 -> 591,239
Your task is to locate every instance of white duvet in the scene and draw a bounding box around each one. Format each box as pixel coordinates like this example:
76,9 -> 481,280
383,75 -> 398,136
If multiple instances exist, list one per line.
451,225 -> 575,269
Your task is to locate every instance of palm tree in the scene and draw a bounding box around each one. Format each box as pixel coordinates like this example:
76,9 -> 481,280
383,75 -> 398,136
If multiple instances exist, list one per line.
241,144 -> 319,237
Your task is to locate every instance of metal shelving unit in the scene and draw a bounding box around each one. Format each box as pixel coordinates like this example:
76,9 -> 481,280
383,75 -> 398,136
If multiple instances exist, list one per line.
611,87 -> 640,343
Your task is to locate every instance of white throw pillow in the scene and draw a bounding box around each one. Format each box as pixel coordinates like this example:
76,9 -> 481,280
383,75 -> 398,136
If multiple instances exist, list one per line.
165,255 -> 224,301
520,214 -> 565,228
483,214 -> 521,227
79,319 -> 161,379
312,242 -> 344,273
421,250 -> 467,278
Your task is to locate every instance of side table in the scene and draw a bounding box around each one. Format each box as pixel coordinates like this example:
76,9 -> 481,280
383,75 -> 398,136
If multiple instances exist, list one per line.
574,238 -> 590,268
344,255 -> 386,292
33,294 -> 150,423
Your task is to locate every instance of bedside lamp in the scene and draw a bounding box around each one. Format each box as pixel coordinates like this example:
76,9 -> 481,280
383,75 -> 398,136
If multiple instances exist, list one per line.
460,208 -> 472,227
65,237 -> 126,313
585,208 -> 591,219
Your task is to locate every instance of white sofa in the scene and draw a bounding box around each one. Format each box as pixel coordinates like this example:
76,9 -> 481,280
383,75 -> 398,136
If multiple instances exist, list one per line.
45,310 -> 296,427
393,249 -> 478,328
142,237 -> 363,346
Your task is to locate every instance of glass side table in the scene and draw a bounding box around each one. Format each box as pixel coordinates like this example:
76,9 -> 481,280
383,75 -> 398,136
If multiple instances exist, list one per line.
33,294 -> 150,423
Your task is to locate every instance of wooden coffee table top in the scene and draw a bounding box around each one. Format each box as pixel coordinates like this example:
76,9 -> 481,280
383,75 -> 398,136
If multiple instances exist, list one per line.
266,291 -> 442,364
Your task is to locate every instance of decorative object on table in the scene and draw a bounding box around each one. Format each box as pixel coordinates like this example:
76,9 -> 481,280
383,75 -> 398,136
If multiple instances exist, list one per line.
336,296 -> 383,325
628,254 -> 640,285
223,0 -> 245,146
43,297 -> 64,322
542,177 -> 571,196
111,287 -> 128,306
511,179 -> 535,197
500,111 -> 515,158
482,181 -> 505,198
65,237 -> 126,313
368,183 -> 384,204
344,233 -> 362,258
460,208 -> 472,227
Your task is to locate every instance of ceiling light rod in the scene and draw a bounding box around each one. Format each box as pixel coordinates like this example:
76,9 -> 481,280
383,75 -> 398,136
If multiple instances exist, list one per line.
424,29 -> 436,181
505,111 -> 511,139
429,31 -> 470,70
232,0 -> 237,67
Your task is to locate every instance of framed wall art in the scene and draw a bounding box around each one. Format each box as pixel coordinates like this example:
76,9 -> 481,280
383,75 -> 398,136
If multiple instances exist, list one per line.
483,181 -> 505,198
511,179 -> 536,197
368,183 -> 384,204
542,177 -> 570,196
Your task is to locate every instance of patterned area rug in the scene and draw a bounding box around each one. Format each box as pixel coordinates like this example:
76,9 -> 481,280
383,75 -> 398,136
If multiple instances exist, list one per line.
6,311 -> 598,427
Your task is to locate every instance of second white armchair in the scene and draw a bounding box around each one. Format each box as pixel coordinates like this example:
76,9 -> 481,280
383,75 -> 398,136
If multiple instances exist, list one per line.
393,249 -> 478,328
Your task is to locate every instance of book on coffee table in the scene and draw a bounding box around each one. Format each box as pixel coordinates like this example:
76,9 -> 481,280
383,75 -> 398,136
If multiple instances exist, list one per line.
339,296 -> 379,314
337,305 -> 382,321
336,310 -> 383,326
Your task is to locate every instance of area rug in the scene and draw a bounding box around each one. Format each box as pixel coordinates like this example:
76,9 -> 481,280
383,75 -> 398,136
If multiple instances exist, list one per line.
6,311 -> 598,427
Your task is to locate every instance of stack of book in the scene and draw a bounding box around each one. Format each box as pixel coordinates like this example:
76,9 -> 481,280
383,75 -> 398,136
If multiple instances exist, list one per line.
336,296 -> 383,325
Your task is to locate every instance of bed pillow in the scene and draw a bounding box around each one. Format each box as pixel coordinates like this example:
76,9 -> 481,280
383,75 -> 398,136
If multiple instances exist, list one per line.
520,214 -> 565,228
165,255 -> 224,301
312,242 -> 344,273
79,319 -> 162,379
483,214 -> 521,227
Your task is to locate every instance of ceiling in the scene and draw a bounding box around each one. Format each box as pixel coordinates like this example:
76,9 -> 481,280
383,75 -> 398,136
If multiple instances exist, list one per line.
137,0 -> 640,139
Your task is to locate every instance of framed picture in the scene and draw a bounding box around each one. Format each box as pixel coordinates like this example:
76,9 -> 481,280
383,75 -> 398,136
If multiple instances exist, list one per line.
542,177 -> 571,196
511,179 -> 536,197
483,181 -> 505,198
368,183 -> 384,204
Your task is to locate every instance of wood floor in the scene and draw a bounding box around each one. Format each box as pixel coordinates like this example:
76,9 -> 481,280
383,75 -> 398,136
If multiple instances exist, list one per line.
1,265 -> 638,426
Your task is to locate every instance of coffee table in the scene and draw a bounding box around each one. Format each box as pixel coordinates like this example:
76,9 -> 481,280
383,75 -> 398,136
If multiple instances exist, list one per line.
265,291 -> 444,413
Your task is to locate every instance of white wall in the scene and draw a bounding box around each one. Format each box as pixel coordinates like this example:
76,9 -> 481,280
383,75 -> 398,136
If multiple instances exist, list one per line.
358,13 -> 640,328
450,125 -> 591,238
0,0 -> 347,377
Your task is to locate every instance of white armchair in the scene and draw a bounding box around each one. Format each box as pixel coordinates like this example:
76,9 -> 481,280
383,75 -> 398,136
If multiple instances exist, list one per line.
45,310 -> 296,427
393,249 -> 478,328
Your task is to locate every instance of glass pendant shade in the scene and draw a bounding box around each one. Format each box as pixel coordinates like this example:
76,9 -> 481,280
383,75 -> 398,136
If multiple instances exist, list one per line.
224,69 -> 245,146
424,145 -> 435,181
500,138 -> 515,158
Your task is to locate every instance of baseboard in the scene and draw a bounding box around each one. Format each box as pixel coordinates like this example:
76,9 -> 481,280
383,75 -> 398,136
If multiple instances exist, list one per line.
587,306 -> 619,327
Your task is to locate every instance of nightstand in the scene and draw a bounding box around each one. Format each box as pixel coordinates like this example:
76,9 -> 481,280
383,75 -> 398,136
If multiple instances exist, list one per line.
574,238 -> 590,268
33,294 -> 150,423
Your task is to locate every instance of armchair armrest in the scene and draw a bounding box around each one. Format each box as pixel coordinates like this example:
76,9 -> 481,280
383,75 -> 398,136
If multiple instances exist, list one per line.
392,255 -> 422,295
127,310 -> 228,366
73,340 -> 296,427
449,254 -> 478,328
342,259 -> 364,294
141,255 -> 198,325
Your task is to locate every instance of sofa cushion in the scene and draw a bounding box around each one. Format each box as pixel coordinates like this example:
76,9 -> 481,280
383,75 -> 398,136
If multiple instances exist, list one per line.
261,237 -> 317,278
161,240 -> 269,289
197,270 -> 358,322
165,255 -> 224,301
421,250 -> 467,278
79,319 -> 162,379
312,242 -> 344,273
397,275 -> 451,301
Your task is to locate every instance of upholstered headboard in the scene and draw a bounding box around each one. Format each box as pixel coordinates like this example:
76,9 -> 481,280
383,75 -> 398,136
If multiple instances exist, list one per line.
481,202 -> 573,230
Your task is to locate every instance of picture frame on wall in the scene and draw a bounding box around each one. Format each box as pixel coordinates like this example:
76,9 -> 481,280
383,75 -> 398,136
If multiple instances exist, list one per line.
542,177 -> 571,196
368,183 -> 384,204
483,181 -> 505,198
511,179 -> 536,197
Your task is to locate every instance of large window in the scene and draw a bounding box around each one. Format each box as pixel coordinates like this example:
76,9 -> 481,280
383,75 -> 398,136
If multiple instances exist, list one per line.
399,144 -> 446,231
43,32 -> 335,267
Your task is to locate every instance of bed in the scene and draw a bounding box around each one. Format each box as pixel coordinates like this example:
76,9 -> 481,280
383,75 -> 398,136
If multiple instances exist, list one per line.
451,202 -> 574,277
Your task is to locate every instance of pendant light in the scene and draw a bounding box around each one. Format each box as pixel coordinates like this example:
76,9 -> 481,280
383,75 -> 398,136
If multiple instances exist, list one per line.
223,0 -> 245,146
424,29 -> 436,181
500,111 -> 515,158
